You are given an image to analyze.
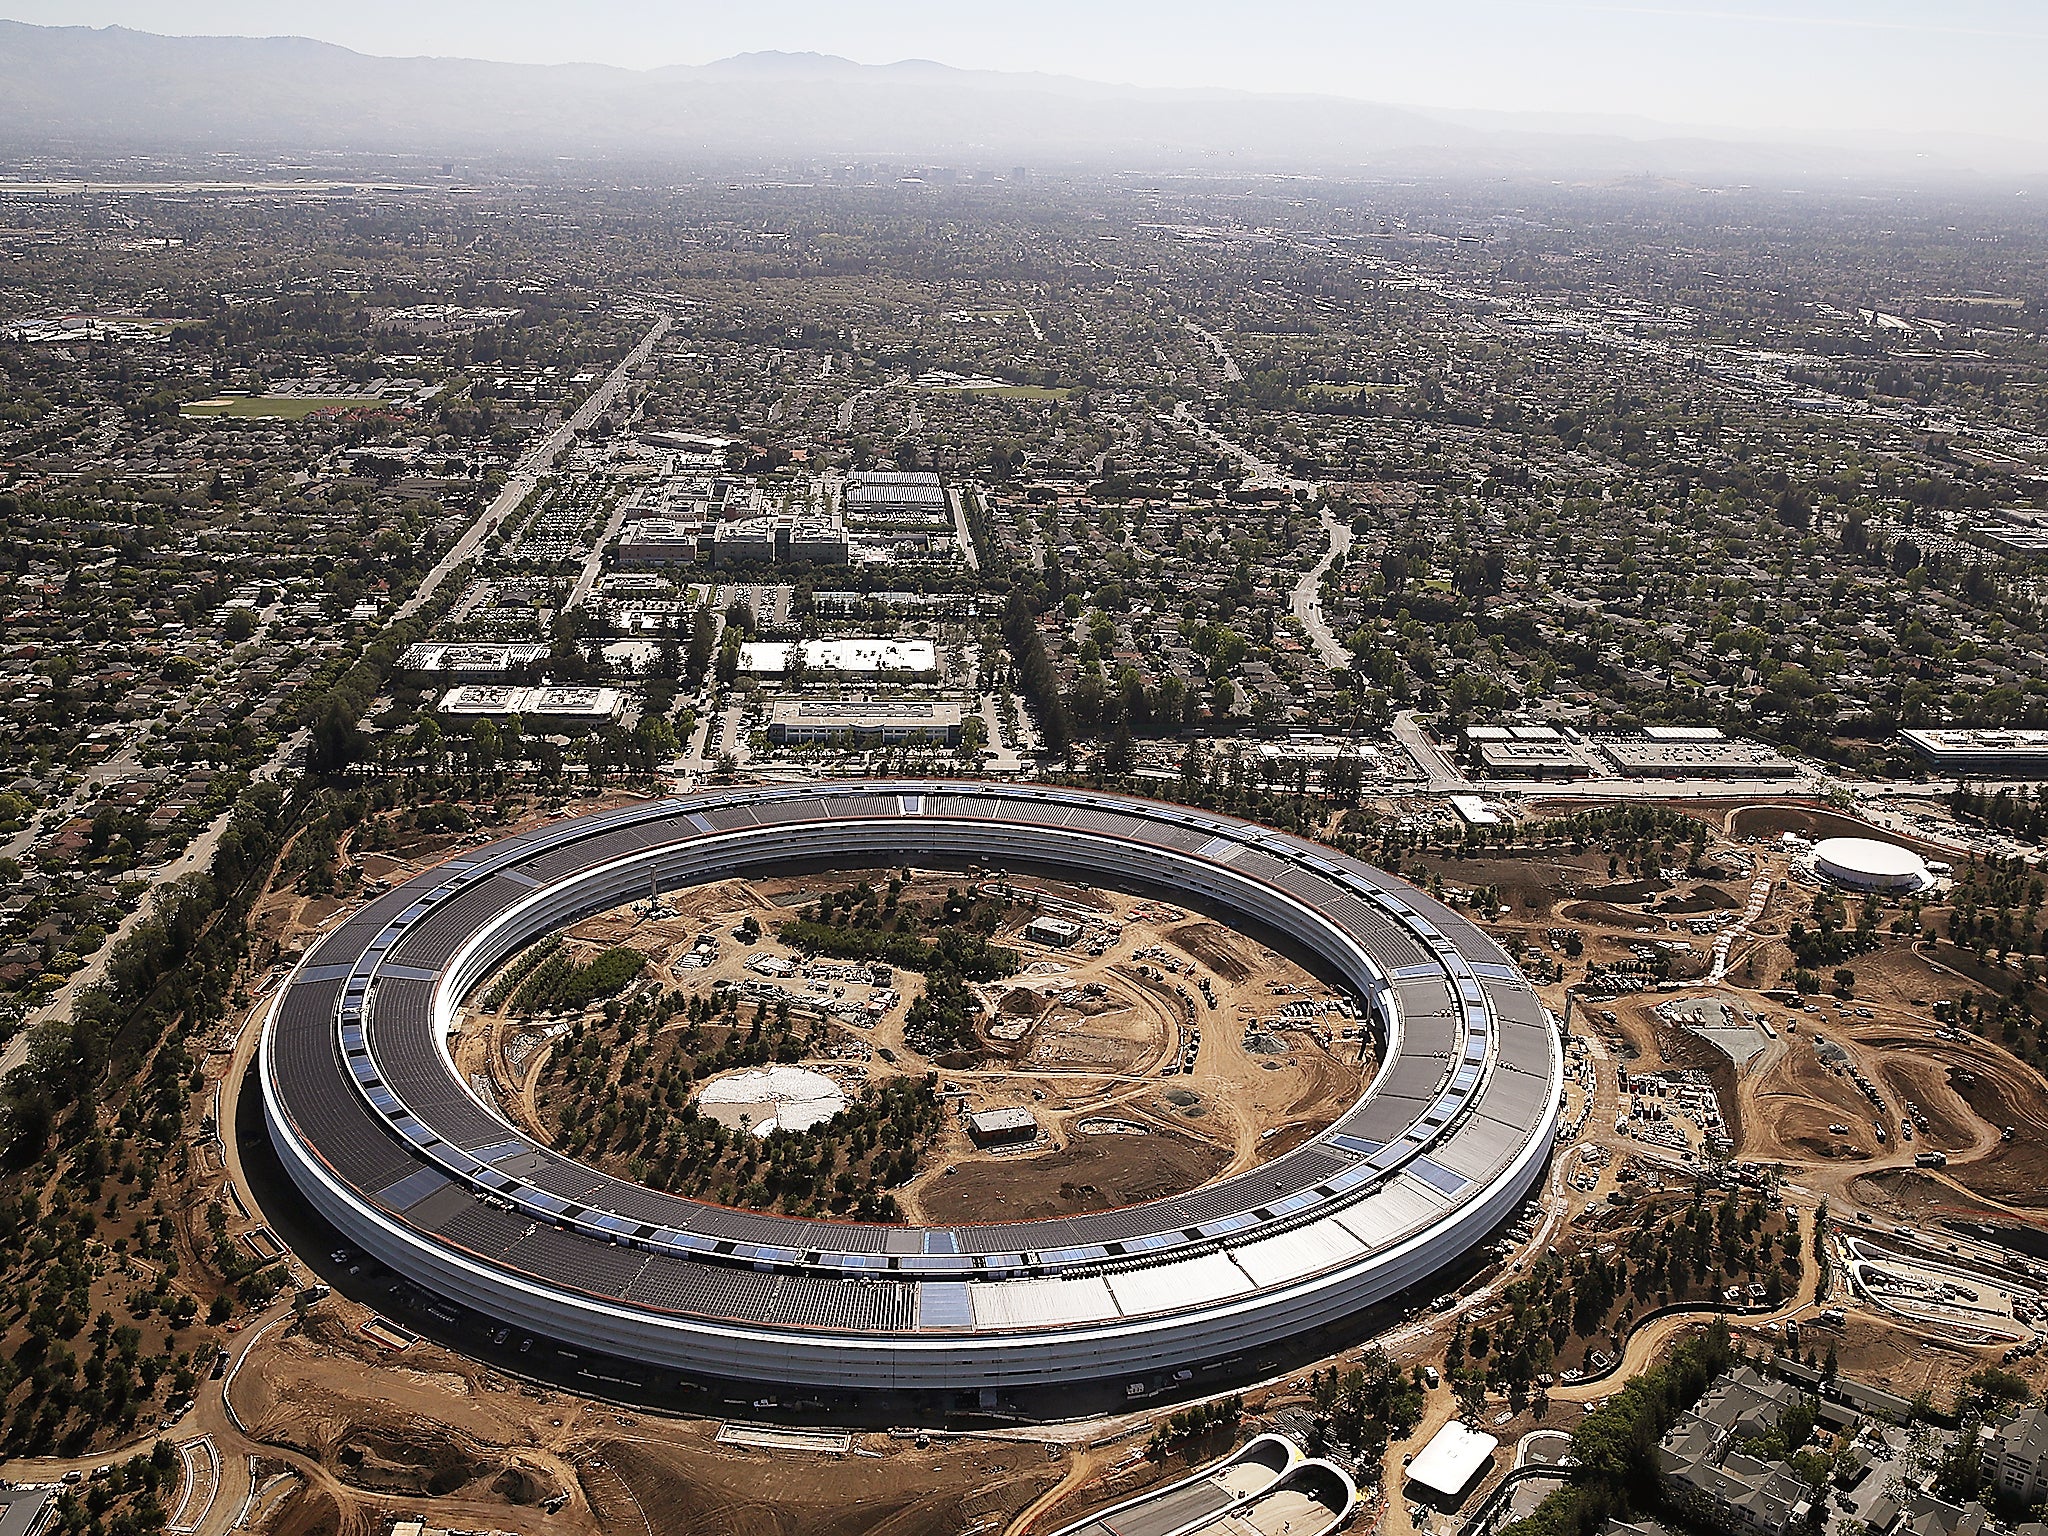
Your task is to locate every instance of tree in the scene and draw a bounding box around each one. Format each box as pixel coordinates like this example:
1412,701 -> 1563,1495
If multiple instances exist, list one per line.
1104,723 -> 1136,775
410,715 -> 444,774
685,604 -> 716,686
958,713 -> 987,761
469,719 -> 500,782
309,694 -> 364,775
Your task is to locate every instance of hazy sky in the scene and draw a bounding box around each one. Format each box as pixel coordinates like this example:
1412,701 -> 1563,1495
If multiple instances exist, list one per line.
5,0 -> 2044,145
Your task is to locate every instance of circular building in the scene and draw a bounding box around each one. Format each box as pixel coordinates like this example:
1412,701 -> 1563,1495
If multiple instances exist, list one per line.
261,782 -> 1561,1391
1813,836 -> 1932,893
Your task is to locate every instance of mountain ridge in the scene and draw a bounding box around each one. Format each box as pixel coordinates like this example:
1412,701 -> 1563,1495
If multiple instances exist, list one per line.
0,22 -> 2037,180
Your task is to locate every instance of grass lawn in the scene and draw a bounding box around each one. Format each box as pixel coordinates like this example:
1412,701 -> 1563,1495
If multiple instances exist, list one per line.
974,384 -> 1069,401
181,395 -> 386,419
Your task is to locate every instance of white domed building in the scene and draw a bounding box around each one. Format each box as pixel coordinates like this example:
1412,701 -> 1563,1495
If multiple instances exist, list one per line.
1812,836 -> 1934,894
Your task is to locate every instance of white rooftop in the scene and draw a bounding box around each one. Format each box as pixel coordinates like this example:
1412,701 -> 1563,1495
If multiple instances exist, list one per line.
740,637 -> 939,676
1407,1420 -> 1499,1497
1813,837 -> 1929,881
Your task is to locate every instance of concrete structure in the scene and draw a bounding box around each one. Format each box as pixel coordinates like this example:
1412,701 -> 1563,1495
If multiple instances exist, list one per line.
1256,738 -> 1388,774
1476,739 -> 1597,779
0,1487 -> 54,1536
261,783 -> 1561,1391
965,1107 -> 1039,1146
1450,795 -> 1502,827
739,638 -> 939,679
1979,1404 -> 2048,1507
397,642 -> 550,682
1047,1434 -> 1357,1536
437,685 -> 625,733
765,700 -> 964,748
1901,728 -> 2048,777
844,470 -> 950,528
1812,837 -> 1934,894
714,516 -> 848,567
1602,732 -> 1799,779
1463,724 -> 1605,778
616,514 -> 851,568
1642,726 -> 1730,742
614,517 -> 704,566
1024,915 -> 1083,947
1407,1420 -> 1499,1500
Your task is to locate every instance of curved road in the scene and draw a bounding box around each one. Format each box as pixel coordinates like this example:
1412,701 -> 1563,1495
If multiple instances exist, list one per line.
1167,398 -> 1342,668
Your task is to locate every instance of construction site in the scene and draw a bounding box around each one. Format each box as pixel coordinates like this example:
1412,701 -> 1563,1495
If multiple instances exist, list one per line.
444,864 -> 1374,1228
19,789 -> 2048,1536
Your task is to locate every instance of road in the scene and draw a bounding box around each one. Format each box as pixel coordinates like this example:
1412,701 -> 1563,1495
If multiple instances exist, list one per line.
1,725 -> 306,1071
835,375 -> 902,431
1391,711 -> 1469,794
947,487 -> 982,571
1291,503 -> 1353,670
1170,399 -> 1314,496
0,598 -> 293,866
1182,320 -> 1244,383
567,493 -> 631,611
1484,773 -> 1832,802
1706,877 -> 1773,984
398,314 -> 669,626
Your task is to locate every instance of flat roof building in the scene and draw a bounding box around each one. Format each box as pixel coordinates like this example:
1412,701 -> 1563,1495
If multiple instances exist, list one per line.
617,515 -> 852,568
1475,740 -> 1598,779
615,517 -> 706,565
1602,735 -> 1799,779
397,642 -> 550,681
1024,915 -> 1083,947
715,516 -> 849,567
1901,728 -> 2048,777
1256,737 -> 1387,772
438,685 -> 626,733
845,470 -> 951,527
965,1107 -> 1039,1146
1641,725 -> 1729,742
764,699 -> 963,748
739,638 -> 940,678
0,1486 -> 55,1536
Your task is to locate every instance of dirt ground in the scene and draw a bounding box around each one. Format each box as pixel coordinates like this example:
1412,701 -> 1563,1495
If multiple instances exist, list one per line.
453,869 -> 1371,1223
235,1304 -> 1064,1536
919,1124 -> 1233,1222
597,1430 -> 1059,1536
1829,1311 -> 1991,1403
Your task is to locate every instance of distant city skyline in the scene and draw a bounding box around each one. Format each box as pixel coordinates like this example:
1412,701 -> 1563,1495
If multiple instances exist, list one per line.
3,0 -> 2044,148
